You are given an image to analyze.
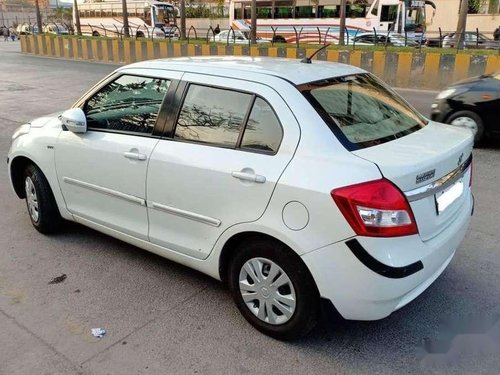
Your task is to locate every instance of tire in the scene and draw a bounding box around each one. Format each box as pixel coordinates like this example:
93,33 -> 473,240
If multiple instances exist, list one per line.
23,164 -> 62,234
228,239 -> 319,340
447,110 -> 485,146
92,31 -> 100,37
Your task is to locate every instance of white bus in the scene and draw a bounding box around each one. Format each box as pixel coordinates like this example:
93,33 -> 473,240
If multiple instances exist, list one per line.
75,0 -> 178,38
229,0 -> 436,43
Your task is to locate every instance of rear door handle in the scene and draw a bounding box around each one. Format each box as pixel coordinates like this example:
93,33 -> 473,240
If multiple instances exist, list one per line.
231,171 -> 266,183
123,151 -> 147,161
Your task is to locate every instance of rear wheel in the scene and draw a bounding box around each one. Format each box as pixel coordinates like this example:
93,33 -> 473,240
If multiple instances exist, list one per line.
23,164 -> 62,234
447,110 -> 485,146
92,30 -> 100,37
228,239 -> 319,340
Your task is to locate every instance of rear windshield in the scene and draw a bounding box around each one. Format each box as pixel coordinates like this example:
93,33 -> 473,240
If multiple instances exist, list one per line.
299,74 -> 427,150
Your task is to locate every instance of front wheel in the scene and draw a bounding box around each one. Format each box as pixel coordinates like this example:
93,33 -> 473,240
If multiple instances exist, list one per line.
228,239 -> 319,340
447,110 -> 485,146
23,164 -> 62,234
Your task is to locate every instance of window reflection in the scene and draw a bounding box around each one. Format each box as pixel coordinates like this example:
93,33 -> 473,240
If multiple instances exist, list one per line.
85,75 -> 170,134
175,85 -> 252,147
241,98 -> 282,153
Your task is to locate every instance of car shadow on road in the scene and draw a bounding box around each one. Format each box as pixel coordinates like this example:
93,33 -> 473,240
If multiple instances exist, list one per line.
56,220 -> 500,372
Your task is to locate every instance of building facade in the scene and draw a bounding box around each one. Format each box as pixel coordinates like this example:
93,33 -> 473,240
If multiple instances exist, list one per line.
427,0 -> 499,36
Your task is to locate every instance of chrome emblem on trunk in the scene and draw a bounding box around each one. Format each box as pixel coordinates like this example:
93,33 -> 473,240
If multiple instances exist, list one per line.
416,169 -> 436,184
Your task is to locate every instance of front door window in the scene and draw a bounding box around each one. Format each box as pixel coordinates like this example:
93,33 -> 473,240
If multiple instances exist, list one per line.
85,75 -> 170,134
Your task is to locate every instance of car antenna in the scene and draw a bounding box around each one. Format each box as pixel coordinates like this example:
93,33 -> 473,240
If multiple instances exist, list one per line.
300,44 -> 331,64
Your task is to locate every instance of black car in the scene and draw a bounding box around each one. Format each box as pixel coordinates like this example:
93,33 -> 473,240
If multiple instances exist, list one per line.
431,72 -> 500,145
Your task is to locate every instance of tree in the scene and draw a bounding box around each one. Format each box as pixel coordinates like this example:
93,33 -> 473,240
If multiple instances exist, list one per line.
455,0 -> 468,49
339,0 -> 347,45
180,0 -> 186,39
250,0 -> 256,43
73,0 -> 81,36
35,0 -> 42,32
122,0 -> 130,38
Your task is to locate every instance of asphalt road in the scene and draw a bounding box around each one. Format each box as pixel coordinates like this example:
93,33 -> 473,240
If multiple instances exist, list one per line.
1,41 -> 499,375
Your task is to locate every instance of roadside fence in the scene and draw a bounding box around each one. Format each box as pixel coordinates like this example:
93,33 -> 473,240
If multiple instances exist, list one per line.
15,21 -> 500,54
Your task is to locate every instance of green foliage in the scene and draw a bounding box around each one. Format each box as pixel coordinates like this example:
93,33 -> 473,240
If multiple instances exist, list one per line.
185,3 -> 225,18
48,6 -> 72,22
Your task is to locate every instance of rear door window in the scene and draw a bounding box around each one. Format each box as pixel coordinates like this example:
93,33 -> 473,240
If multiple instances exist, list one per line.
299,74 -> 427,150
241,97 -> 282,154
174,84 -> 252,147
173,83 -> 283,154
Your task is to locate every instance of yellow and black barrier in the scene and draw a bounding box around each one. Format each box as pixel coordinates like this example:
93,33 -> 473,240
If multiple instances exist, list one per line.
21,35 -> 500,90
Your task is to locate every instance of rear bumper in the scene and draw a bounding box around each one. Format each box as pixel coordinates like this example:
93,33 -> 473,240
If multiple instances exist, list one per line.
302,191 -> 473,321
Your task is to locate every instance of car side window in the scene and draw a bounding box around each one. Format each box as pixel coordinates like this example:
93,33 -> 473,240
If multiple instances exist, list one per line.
174,84 -> 252,147
241,97 -> 282,154
84,75 -> 170,134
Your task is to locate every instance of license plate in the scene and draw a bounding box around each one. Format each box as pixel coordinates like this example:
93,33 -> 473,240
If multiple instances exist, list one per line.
435,179 -> 464,215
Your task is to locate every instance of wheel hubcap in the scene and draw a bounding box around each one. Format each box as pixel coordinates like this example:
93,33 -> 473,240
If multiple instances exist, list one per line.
238,257 -> 296,325
25,177 -> 39,223
450,116 -> 478,136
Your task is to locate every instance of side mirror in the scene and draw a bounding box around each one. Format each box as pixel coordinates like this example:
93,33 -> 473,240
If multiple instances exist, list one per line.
60,108 -> 87,133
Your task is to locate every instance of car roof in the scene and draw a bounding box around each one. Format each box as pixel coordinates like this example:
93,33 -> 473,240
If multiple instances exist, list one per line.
123,56 -> 366,85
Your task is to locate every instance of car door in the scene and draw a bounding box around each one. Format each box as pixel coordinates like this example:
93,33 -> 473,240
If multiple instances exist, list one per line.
146,75 -> 300,259
55,69 -> 183,240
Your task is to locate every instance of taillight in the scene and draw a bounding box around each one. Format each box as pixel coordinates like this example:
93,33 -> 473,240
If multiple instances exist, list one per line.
331,179 -> 418,237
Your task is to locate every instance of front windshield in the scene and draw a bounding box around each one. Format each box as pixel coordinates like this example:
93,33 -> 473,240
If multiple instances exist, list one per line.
155,5 -> 175,24
299,74 -> 427,150
405,7 -> 425,32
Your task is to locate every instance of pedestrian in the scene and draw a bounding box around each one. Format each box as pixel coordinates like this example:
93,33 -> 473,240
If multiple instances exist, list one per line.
214,24 -> 220,35
9,27 -> 16,41
3,26 -> 10,42
494,26 -> 500,41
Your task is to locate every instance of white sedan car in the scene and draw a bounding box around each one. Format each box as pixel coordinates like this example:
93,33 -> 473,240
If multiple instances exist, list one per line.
213,30 -> 270,44
8,57 -> 473,340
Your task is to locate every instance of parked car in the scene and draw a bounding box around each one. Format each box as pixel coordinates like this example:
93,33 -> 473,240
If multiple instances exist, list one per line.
43,23 -> 69,35
8,57 -> 473,340
16,24 -> 39,35
431,72 -> 500,145
348,32 -> 419,47
213,30 -> 269,44
441,32 -> 499,50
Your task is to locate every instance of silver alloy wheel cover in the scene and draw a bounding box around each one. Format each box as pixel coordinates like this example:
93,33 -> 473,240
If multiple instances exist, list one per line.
25,176 -> 39,223
238,257 -> 296,325
450,116 -> 478,136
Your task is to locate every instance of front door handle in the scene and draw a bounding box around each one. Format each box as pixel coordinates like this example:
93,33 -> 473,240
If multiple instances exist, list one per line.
123,151 -> 147,161
231,171 -> 266,183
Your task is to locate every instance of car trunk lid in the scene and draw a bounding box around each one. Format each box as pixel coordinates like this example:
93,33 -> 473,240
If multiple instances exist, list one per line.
352,122 -> 473,241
